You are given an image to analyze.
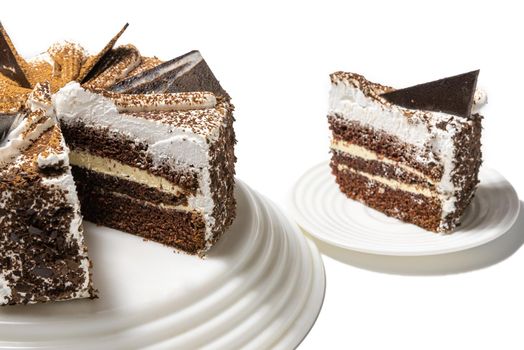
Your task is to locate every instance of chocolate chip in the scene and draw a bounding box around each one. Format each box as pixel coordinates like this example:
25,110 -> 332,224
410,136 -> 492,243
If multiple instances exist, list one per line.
32,266 -> 54,278
14,283 -> 33,293
28,225 -> 43,235
10,232 -> 20,242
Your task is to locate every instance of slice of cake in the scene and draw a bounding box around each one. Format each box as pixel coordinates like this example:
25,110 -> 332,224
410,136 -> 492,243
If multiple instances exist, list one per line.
53,28 -> 236,256
328,71 -> 484,232
0,83 -> 94,305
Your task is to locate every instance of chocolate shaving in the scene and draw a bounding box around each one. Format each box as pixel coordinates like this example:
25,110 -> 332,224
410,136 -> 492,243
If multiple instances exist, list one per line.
78,23 -> 129,83
83,45 -> 141,89
0,22 -> 31,88
380,70 -> 479,118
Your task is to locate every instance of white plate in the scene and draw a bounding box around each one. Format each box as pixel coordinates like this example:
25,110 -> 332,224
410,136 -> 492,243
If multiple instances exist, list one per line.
0,180 -> 325,350
290,161 -> 520,256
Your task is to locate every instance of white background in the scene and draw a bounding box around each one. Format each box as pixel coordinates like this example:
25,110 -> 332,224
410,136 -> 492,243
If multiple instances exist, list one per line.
3,1 -> 524,349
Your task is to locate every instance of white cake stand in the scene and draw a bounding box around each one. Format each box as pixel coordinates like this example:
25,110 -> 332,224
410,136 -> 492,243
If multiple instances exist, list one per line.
0,180 -> 325,350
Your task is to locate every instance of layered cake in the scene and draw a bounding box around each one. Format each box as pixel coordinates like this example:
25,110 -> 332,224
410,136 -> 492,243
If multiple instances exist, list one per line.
0,83 -> 94,305
328,71 -> 484,232
1,23 -> 236,304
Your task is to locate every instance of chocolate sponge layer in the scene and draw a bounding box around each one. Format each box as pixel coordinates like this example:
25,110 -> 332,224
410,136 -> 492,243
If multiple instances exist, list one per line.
330,161 -> 444,232
76,186 -> 207,254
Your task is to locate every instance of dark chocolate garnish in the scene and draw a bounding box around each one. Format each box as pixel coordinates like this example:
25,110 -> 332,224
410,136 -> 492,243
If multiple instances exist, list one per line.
0,22 -> 31,88
0,113 -> 24,143
380,70 -> 479,118
79,23 -> 129,83
110,50 -> 227,97
83,45 -> 140,87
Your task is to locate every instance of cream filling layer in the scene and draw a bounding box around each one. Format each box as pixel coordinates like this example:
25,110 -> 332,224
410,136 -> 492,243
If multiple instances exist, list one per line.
330,139 -> 437,185
69,150 -> 185,197
337,164 -> 437,198
109,190 -> 193,212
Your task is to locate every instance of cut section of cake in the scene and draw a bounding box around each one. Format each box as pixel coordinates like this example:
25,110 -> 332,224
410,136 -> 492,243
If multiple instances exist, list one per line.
328,71 -> 484,233
54,83 -> 236,255
57,28 -> 236,255
0,83 -> 95,305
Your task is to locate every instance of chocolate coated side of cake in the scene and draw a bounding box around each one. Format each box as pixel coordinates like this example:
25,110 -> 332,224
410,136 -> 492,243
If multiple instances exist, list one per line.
204,101 -> 237,246
0,123 -> 94,305
442,113 -> 483,230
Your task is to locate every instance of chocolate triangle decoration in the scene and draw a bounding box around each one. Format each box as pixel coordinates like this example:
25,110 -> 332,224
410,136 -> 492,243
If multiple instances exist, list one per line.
0,22 -> 31,88
380,70 -> 479,118
79,23 -> 129,83
111,50 -> 227,97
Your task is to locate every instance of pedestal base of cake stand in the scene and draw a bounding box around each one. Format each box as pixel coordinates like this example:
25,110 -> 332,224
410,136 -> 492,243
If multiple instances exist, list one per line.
290,161 -> 520,260
0,180 -> 325,350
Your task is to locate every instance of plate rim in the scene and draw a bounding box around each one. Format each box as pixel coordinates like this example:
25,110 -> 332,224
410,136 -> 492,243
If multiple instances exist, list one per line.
289,161 -> 521,256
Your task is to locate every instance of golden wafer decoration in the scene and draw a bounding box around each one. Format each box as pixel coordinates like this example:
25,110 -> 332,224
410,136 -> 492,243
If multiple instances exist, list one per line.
0,23 -> 130,112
